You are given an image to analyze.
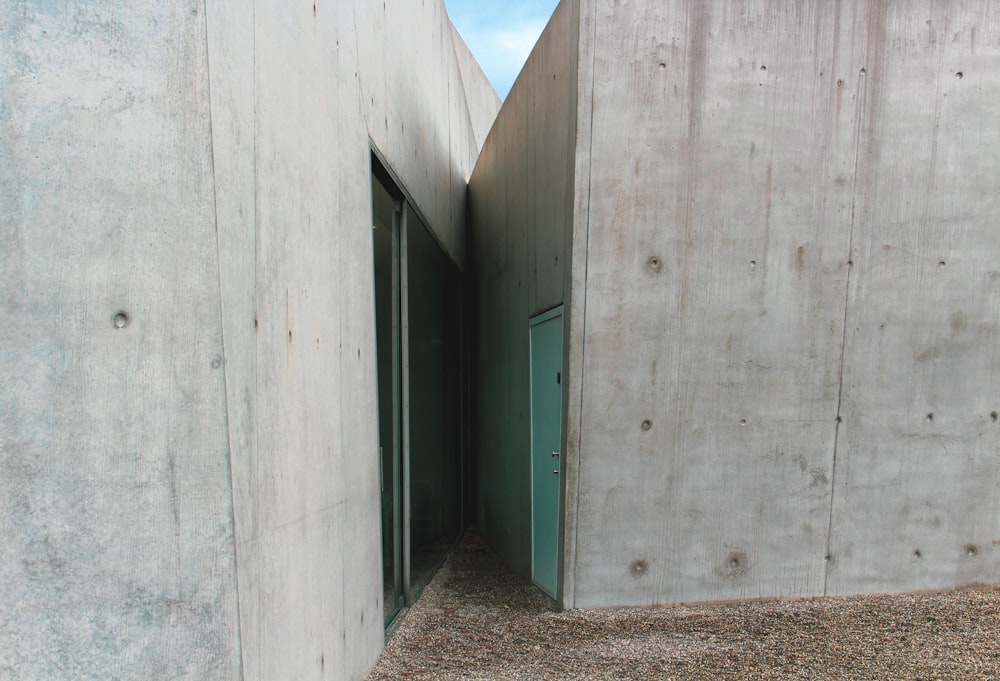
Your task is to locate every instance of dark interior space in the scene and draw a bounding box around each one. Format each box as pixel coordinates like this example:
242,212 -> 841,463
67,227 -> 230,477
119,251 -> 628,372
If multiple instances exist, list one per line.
371,155 -> 473,627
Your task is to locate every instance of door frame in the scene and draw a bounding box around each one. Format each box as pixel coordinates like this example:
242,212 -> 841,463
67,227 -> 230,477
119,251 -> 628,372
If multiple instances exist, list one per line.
371,147 -> 468,625
372,168 -> 406,625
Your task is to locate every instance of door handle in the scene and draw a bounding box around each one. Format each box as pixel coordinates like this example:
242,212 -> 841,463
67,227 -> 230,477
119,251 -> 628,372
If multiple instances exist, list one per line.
551,451 -> 560,458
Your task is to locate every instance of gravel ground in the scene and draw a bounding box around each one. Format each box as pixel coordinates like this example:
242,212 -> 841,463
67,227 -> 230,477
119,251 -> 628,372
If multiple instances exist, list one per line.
367,531 -> 1000,681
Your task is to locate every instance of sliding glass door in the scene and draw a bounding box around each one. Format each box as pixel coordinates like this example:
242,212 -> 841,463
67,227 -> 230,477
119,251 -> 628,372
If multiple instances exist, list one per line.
371,158 -> 463,627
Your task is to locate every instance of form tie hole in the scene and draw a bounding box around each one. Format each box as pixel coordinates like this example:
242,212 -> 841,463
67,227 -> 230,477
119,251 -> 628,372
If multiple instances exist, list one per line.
641,419 -> 653,431
112,311 -> 129,329
726,551 -> 748,574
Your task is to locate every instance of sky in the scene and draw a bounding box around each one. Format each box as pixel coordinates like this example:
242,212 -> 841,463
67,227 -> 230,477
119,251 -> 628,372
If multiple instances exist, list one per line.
445,0 -> 561,100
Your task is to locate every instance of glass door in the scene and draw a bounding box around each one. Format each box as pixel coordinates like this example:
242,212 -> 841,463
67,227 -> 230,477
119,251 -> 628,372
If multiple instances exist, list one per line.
371,155 -> 465,626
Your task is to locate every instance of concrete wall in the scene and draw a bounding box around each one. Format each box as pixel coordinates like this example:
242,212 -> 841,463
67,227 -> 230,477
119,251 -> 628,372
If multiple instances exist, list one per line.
469,0 -> 580,577
1,1 -> 496,679
1,3 -> 240,678
567,0 -> 1000,607
450,23 -> 502,153
468,0 -> 1000,609
827,1 -> 1000,595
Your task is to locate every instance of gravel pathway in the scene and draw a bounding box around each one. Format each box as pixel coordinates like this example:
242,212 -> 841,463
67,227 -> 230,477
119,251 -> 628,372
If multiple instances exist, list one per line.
366,532 -> 1000,681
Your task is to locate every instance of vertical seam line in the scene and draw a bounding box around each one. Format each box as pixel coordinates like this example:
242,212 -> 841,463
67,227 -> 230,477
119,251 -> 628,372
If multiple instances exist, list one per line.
824,44 -> 868,598
572,0 -> 598,610
202,0 -> 246,677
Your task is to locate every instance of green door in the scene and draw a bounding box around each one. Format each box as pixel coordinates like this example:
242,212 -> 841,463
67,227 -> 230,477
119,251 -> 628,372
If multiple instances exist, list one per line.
529,306 -> 564,597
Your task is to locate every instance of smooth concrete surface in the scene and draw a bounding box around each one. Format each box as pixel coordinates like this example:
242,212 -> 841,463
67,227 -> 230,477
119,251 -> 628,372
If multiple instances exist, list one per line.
449,23 -> 502,153
471,0 -> 1000,610
0,2 -> 241,678
469,0 -> 580,579
569,0 -> 1000,608
571,0 -> 861,608
827,1 -> 1000,595
561,0 -> 599,611
571,0 -> 1000,608
1,1 -> 497,679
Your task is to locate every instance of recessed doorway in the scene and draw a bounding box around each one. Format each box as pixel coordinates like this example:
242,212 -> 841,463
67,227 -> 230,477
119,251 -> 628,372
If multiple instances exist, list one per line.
371,155 -> 465,627
529,305 -> 564,598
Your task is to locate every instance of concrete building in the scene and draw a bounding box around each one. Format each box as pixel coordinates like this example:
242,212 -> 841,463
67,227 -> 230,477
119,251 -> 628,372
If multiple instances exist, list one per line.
3,0 -> 1000,679
1,1 -> 496,679
471,0 -> 1000,609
